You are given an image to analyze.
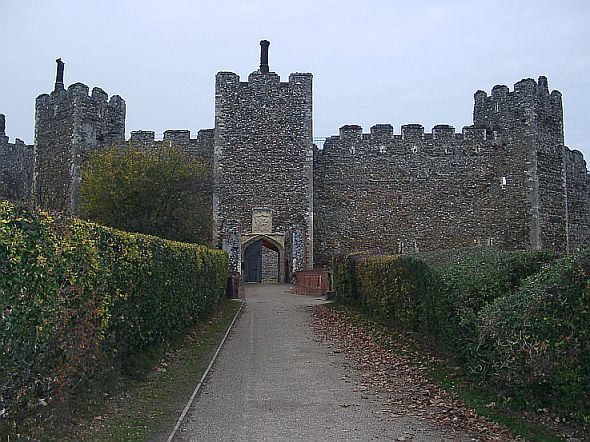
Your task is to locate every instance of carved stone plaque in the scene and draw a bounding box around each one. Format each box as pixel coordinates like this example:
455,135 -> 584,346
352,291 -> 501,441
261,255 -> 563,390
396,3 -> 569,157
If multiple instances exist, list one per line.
252,208 -> 272,233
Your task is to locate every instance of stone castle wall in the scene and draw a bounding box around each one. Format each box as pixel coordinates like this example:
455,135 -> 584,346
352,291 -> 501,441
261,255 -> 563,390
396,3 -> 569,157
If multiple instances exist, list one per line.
34,83 -> 126,213
473,77 -> 567,251
314,77 -> 589,264
128,128 -> 214,166
314,124 -> 506,264
213,70 -> 314,269
0,114 -> 33,202
565,148 -> 590,252
3,54 -> 589,271
261,245 -> 279,282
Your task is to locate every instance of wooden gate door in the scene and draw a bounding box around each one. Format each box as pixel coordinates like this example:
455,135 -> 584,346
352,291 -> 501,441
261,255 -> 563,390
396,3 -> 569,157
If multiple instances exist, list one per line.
243,240 -> 262,282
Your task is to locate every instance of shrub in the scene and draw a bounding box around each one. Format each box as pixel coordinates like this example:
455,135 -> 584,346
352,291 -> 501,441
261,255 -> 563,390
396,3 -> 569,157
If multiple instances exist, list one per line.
477,249 -> 590,420
0,201 -> 227,422
426,248 -> 557,356
331,246 -> 590,420
332,254 -> 362,304
333,253 -> 443,337
79,145 -> 212,245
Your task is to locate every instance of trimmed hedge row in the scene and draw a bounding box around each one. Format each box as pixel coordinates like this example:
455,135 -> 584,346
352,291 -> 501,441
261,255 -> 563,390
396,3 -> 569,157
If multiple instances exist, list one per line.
333,254 -> 443,336
420,248 -> 557,356
332,248 -> 590,421
478,251 -> 590,419
0,201 -> 228,421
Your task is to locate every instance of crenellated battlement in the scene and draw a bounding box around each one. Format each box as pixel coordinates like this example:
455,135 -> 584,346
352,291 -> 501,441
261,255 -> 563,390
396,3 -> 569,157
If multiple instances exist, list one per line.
37,82 -> 126,105
370,124 -> 394,140
0,114 -> 31,148
130,130 -> 155,143
476,76 -> 556,103
126,127 -> 214,166
401,124 -> 424,140
0,114 -> 34,202
129,128 -> 212,145
432,124 -> 454,141
216,71 -> 313,92
33,59 -> 127,213
338,125 -> 363,140
216,71 -> 240,85
7,48 -> 589,266
474,76 -> 564,143
322,122 -> 489,154
164,130 -> 190,144
35,81 -> 126,146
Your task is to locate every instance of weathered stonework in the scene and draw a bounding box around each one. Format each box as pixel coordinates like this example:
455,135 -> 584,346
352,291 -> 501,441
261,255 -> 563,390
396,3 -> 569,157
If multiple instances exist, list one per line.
33,62 -> 126,213
288,227 -> 306,273
221,219 -> 242,273
3,45 -> 589,280
0,114 -> 33,202
128,128 -> 214,166
261,245 -> 279,282
473,77 -> 566,251
212,47 -> 314,279
314,77 -> 589,263
565,148 -> 590,252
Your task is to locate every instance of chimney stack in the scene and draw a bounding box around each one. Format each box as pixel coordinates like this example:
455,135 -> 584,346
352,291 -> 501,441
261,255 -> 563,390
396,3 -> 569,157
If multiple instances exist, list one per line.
54,58 -> 65,91
259,40 -> 270,74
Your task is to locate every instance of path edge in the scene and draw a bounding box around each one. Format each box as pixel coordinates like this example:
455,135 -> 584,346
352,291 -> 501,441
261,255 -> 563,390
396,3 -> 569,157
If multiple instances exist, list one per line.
166,299 -> 244,441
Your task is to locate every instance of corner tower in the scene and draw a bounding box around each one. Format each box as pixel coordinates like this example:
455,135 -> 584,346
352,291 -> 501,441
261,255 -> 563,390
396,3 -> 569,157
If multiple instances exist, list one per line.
213,41 -> 313,282
34,59 -> 126,213
473,77 -> 567,252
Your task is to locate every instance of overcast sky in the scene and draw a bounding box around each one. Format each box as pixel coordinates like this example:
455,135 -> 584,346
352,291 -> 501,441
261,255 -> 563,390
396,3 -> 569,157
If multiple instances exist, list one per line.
2,0 -> 589,161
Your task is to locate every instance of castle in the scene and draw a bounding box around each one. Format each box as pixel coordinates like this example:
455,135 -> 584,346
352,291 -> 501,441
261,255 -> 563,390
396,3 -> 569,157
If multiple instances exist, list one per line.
1,41 -> 589,282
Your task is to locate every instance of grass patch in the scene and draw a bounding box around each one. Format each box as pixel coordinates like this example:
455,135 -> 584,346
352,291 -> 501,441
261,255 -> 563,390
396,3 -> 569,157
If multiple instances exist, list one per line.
326,303 -> 584,442
3,299 -> 242,441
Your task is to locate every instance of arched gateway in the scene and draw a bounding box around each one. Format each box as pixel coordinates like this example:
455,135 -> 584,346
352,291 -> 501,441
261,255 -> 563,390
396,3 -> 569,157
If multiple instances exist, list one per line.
220,208 -> 295,283
242,235 -> 286,283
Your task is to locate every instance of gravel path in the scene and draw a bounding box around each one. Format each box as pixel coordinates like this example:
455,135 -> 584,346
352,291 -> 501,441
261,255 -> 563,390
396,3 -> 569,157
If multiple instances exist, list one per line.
173,284 -> 474,441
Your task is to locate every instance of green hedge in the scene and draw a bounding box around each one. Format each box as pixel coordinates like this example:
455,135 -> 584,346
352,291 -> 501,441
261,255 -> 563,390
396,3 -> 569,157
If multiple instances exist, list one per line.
333,248 -> 557,352
477,250 -> 590,421
0,201 -> 228,421
333,255 -> 443,335
332,247 -> 590,420
332,253 -> 364,304
422,248 -> 557,356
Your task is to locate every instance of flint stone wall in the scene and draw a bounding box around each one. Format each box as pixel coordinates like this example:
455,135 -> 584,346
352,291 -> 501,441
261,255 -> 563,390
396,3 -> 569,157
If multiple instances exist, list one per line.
314,77 -> 589,264
565,148 -> 590,252
34,84 -> 126,213
128,128 -> 214,166
9,65 -> 590,268
213,70 -> 314,269
0,114 -> 33,202
261,245 -> 279,282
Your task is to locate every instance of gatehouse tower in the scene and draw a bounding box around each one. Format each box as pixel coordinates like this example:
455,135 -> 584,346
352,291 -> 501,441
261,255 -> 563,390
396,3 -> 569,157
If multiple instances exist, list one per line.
213,40 -> 314,282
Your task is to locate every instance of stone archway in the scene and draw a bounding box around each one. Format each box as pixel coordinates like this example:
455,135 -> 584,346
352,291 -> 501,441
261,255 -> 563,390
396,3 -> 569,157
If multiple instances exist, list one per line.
242,235 -> 286,283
